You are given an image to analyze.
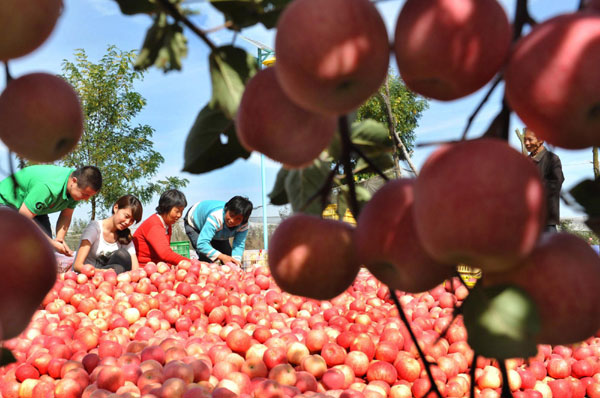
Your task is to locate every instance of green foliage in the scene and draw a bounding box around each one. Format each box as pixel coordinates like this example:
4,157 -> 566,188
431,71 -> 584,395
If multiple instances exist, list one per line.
462,284 -> 540,360
60,46 -> 188,218
209,46 -> 259,119
182,104 -> 250,174
209,0 -> 292,29
135,13 -> 188,72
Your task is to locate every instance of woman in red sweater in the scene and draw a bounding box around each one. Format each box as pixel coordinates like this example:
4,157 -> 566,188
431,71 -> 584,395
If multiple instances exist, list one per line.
133,189 -> 189,266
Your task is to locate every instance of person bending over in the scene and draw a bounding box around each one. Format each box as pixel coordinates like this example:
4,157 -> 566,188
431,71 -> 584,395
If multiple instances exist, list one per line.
184,196 -> 253,266
0,165 -> 102,255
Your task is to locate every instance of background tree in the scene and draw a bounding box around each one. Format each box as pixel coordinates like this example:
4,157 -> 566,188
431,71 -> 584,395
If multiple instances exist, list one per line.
59,46 -> 188,219
355,72 -> 428,180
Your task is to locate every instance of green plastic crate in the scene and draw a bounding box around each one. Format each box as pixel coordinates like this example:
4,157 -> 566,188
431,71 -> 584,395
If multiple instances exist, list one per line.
170,241 -> 190,258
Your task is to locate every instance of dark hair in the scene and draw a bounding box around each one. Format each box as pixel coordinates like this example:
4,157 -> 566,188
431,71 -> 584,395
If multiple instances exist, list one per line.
225,196 -> 253,224
113,195 -> 143,245
156,189 -> 187,215
72,166 -> 102,192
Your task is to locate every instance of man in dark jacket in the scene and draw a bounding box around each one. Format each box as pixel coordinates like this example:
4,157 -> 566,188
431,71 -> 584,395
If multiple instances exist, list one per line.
524,128 -> 565,233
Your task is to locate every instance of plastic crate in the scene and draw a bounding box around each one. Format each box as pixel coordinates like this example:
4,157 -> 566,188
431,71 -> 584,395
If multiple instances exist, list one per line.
170,241 -> 191,258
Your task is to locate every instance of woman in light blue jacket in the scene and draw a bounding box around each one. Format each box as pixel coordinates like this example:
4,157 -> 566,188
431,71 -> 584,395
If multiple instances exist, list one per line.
184,196 -> 253,266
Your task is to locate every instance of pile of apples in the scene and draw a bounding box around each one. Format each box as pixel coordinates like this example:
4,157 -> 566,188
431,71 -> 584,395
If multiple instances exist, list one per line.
0,260 -> 599,398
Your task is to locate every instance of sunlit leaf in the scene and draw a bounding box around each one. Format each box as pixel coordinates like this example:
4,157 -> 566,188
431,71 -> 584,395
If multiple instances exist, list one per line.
183,104 -> 250,174
463,284 -> 540,360
269,168 -> 290,206
209,46 -> 258,119
285,159 -> 332,216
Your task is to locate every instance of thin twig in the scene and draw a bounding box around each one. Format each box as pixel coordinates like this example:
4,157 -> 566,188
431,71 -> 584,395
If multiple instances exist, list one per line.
299,164 -> 339,213
417,139 -> 462,148
513,0 -> 536,41
348,142 -> 389,181
470,354 -> 479,398
499,360 -> 514,398
155,0 -> 218,51
391,290 -> 444,398
3,62 -> 13,84
204,21 -> 233,34
460,75 -> 502,140
339,115 -> 360,218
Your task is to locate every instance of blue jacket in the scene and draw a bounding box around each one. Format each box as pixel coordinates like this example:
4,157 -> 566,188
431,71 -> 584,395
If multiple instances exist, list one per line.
187,200 -> 249,261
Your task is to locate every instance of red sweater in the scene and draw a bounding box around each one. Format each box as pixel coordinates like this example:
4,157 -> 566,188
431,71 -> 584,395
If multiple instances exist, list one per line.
133,214 -> 187,266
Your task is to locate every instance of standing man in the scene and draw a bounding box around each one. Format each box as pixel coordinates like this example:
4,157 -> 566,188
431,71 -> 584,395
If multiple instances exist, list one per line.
0,165 -> 102,255
184,196 -> 253,266
523,127 -> 565,233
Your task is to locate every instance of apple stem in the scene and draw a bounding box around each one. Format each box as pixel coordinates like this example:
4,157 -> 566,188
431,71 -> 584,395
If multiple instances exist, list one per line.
339,115 -> 360,218
155,0 -> 218,52
390,289 -> 444,398
499,360 -> 514,398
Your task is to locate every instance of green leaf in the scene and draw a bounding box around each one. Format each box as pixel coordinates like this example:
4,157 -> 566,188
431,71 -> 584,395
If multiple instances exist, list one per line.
353,153 -> 395,175
183,104 -> 251,174
351,119 -> 394,149
569,179 -> 600,236
134,14 -> 188,73
336,190 -> 348,220
462,284 -> 540,360
285,159 -> 332,216
0,348 -> 16,367
269,168 -> 290,206
114,0 -> 157,15
209,0 -> 292,29
209,46 -> 258,119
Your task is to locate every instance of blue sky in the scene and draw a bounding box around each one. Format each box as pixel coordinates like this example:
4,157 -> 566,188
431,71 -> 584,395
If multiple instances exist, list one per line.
0,0 -> 594,226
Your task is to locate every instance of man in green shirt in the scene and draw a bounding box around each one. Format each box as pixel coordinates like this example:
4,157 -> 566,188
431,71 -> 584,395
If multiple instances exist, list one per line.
0,165 -> 102,255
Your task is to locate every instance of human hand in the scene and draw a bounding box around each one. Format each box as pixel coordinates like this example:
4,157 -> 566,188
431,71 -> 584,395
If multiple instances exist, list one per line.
52,239 -> 72,256
218,254 -> 241,267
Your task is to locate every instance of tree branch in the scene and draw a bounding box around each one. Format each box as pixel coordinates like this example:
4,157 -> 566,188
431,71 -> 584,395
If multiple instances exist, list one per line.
380,76 -> 419,176
155,0 -> 218,52
339,115 -> 360,218
391,290 -> 444,398
3,62 -> 13,84
460,75 -> 502,140
513,0 -> 536,40
348,142 -> 389,181
299,164 -> 340,214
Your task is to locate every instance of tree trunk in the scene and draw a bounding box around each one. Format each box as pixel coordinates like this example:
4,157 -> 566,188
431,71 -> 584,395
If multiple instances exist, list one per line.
381,76 -> 419,176
91,197 -> 96,220
594,147 -> 599,180
515,128 -> 528,155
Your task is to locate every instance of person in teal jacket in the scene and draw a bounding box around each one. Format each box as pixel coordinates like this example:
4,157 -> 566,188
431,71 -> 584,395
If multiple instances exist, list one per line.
184,196 -> 253,266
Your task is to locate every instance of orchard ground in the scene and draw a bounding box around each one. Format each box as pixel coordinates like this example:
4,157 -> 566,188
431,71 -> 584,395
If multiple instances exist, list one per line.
0,259 -> 599,398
